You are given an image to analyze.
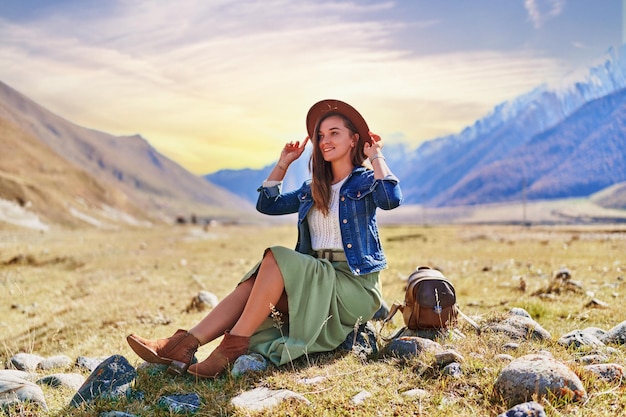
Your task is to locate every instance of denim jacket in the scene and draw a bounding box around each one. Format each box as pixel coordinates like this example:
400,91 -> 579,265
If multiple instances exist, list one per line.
256,166 -> 402,275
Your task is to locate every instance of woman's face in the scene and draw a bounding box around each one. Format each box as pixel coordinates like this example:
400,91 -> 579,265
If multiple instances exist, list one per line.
317,115 -> 357,163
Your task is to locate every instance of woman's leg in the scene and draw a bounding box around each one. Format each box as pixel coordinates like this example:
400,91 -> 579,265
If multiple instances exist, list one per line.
230,250 -> 287,336
189,250 -> 287,343
188,278 -> 253,345
187,250 -> 287,378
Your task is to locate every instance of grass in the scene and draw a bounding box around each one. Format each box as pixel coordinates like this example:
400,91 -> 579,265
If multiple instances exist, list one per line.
1,223 -> 625,416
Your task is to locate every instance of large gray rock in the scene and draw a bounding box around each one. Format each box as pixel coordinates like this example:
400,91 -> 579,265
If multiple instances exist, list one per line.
70,355 -> 136,407
494,354 -> 586,407
0,372 -> 48,412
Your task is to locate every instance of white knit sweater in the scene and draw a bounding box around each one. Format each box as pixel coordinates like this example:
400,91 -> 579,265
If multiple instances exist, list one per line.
308,177 -> 347,251
262,178 -> 346,251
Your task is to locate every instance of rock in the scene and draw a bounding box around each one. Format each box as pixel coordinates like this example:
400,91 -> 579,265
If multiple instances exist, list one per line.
584,298 -> 610,309
8,353 -> 45,372
442,362 -> 462,378
351,390 -> 372,405
297,376 -> 327,385
483,315 -> 551,341
158,393 -> 202,413
401,388 -> 429,398
558,329 -> 605,348
231,387 -> 310,412
494,354 -> 587,407
185,290 -> 219,313
0,372 -> 48,412
601,320 -> 626,345
573,354 -> 609,365
497,400 -> 546,417
382,336 -> 443,359
502,342 -> 520,350
435,349 -> 464,367
583,363 -> 624,383
337,322 -> 378,357
508,308 -> 532,318
231,353 -> 269,377
101,412 -> 138,417
70,355 -> 136,407
75,356 -> 109,372
37,355 -> 73,371
495,354 -> 515,362
37,373 -> 86,391
0,369 -> 36,382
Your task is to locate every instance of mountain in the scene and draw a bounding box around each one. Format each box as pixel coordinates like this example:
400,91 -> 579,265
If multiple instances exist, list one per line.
205,151 -> 312,203
205,45 -> 626,212
430,87 -> 626,206
0,81 -> 254,229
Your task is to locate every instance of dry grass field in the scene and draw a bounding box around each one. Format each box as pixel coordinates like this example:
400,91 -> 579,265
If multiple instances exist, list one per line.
1,222 -> 625,416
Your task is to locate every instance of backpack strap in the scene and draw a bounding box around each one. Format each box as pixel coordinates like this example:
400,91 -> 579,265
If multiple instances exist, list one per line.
381,300 -> 403,327
457,307 -> 481,335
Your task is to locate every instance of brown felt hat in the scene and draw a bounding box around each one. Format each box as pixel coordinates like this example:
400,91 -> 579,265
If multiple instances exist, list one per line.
306,99 -> 370,144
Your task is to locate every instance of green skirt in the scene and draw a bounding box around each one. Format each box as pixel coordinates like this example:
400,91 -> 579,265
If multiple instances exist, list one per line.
240,246 -> 382,366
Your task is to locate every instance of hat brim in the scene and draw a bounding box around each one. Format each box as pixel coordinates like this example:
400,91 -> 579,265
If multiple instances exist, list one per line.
306,99 -> 370,144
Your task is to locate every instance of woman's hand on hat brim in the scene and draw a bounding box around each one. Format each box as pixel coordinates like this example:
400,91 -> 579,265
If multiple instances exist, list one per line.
363,132 -> 383,159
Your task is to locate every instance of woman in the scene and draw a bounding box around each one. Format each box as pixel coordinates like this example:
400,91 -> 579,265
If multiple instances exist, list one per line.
127,99 -> 402,379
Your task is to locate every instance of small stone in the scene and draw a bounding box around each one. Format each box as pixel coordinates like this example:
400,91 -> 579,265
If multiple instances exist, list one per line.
351,390 -> 372,405
435,350 -> 464,367
75,356 -> 108,372
497,400 -> 546,417
297,376 -> 327,385
37,373 -> 86,391
401,388 -> 429,398
231,353 -> 268,377
231,387 -> 310,412
158,393 -> 201,413
583,363 -> 624,382
37,355 -> 73,370
585,298 -> 609,309
9,353 -> 44,372
442,362 -> 462,378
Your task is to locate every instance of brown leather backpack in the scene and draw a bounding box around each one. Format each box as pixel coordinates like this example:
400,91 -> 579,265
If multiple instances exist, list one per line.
384,266 -> 458,330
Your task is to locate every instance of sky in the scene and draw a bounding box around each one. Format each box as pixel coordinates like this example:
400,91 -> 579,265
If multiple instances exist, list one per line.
0,0 -> 624,174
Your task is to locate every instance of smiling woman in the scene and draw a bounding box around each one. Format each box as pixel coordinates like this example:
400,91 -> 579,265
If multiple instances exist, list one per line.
126,99 -> 403,379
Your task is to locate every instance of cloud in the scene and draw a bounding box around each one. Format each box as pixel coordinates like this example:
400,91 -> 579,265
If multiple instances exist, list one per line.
524,0 -> 566,29
0,0 -> 569,172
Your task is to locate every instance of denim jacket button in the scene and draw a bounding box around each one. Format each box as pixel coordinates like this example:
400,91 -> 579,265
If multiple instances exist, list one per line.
341,196 -> 345,201
342,219 -> 347,224
346,243 -> 352,248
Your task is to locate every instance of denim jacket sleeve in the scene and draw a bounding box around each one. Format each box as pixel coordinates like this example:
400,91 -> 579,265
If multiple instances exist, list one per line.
370,173 -> 402,210
256,181 -> 308,215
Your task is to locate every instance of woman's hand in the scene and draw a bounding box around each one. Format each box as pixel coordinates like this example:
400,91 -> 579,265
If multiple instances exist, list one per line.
278,136 -> 309,168
363,132 -> 383,159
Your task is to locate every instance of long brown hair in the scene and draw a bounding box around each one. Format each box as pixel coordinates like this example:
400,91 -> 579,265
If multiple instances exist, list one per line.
309,113 -> 367,215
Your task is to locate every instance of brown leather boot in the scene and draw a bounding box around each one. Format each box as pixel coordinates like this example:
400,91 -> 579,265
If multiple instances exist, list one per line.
187,331 -> 249,379
127,329 -> 200,375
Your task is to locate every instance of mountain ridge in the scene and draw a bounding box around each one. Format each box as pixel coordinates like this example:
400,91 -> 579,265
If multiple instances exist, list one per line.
0,81 -> 256,229
207,45 -> 626,213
